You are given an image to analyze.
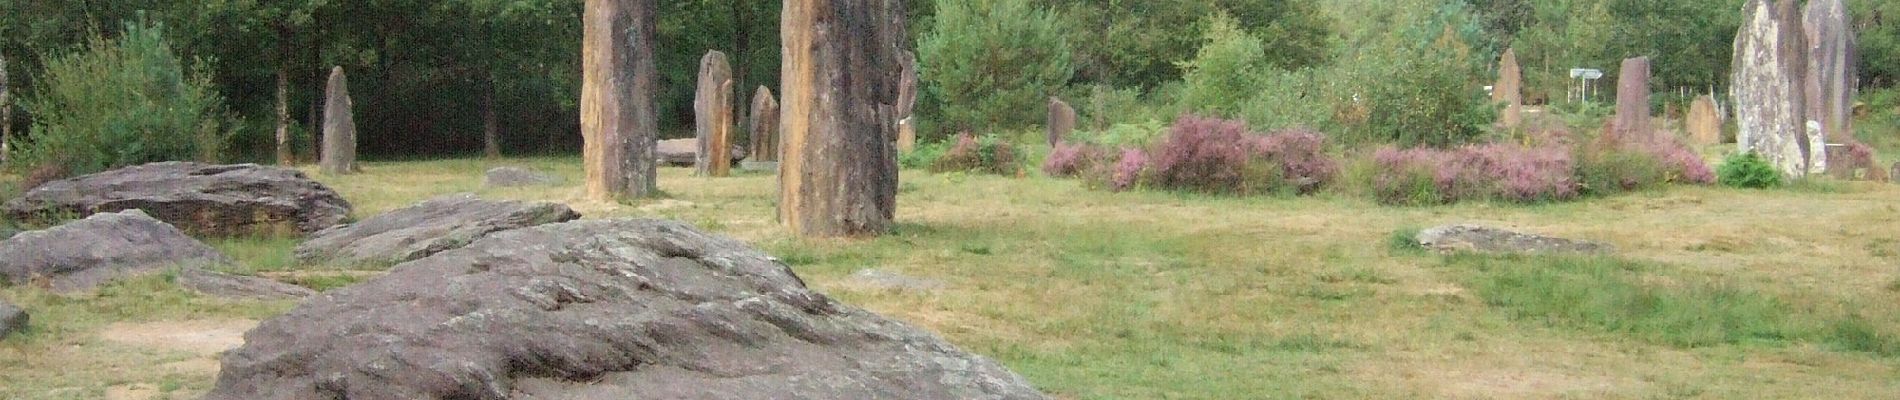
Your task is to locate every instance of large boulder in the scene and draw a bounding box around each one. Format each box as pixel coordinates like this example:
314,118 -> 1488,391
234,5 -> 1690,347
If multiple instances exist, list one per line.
295,194 -> 580,266
0,298 -> 25,338
658,138 -> 744,167
208,219 -> 1047,400
2,162 -> 352,236
0,210 -> 231,292
1416,224 -> 1612,255
176,268 -> 316,300
483,167 -> 564,188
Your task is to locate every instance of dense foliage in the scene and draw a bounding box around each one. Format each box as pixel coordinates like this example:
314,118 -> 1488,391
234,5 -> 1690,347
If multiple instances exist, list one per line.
918,0 -> 1072,133
12,20 -> 231,177
1717,152 -> 1783,189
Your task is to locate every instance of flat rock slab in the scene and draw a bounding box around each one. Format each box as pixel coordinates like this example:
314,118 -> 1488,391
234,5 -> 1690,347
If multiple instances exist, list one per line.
176,268 -> 315,300
2,162 -> 352,236
0,299 -> 25,338
208,219 -> 1047,400
0,210 -> 231,293
1416,225 -> 1611,255
483,167 -> 564,188
849,269 -> 946,292
295,194 -> 581,266
659,138 -> 744,167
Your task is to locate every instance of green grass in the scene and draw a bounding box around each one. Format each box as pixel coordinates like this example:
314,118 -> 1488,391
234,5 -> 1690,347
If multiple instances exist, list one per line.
5,157 -> 1900,398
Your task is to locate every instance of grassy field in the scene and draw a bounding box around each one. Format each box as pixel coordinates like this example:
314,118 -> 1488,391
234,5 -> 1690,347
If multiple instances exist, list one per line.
2,157 -> 1898,399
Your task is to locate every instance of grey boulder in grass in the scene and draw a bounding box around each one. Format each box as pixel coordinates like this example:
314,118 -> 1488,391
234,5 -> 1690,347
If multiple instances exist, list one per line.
1,162 -> 351,237
295,194 -> 581,266
208,219 -> 1048,400
1417,224 -> 1612,255
0,210 -> 230,292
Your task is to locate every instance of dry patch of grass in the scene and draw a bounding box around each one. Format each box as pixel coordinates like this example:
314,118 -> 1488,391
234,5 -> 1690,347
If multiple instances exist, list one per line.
3,157 -> 1899,398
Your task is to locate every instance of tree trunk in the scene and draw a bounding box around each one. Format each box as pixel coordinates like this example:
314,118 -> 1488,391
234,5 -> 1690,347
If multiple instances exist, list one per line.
483,78 -> 501,159
778,0 -> 907,238
582,0 -> 659,201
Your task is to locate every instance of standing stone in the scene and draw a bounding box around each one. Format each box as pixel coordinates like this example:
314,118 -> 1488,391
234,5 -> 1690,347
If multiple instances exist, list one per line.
582,0 -> 660,200
1493,48 -> 1523,129
1804,0 -> 1857,145
695,51 -> 735,177
896,52 -> 919,154
1612,57 -> 1652,142
1733,0 -> 1824,176
318,67 -> 358,175
779,0 -> 907,238
897,120 -> 917,154
1047,97 -> 1076,147
749,86 -> 780,162
1687,95 -> 1723,145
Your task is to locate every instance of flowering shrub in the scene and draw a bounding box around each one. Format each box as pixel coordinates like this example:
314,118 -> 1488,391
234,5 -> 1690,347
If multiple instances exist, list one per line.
931,132 -> 1021,175
1146,115 -> 1338,195
1109,148 -> 1148,192
1042,142 -> 1109,177
1370,144 -> 1577,205
1576,128 -> 1714,195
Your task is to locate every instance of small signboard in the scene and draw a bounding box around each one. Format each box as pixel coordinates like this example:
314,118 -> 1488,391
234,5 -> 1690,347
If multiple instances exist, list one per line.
1569,68 -> 1603,80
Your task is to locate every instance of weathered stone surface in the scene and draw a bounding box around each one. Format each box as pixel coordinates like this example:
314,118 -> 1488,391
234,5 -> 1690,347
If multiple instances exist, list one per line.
1805,0 -> 1857,145
0,210 -> 230,293
1493,48 -> 1523,129
1047,97 -> 1076,147
483,166 -> 563,188
1733,0 -> 1825,176
1613,57 -> 1652,141
1687,95 -> 1723,144
176,268 -> 315,300
319,66 -> 358,175
750,86 -> 780,162
206,219 -> 1048,400
778,0 -> 908,238
897,51 -> 919,121
582,0 -> 659,200
0,298 -> 24,338
658,138 -> 743,167
1,53 -> 11,166
3,162 -> 351,236
295,194 -> 579,266
850,268 -> 945,292
1417,224 -> 1612,255
898,119 -> 917,153
696,50 -> 736,177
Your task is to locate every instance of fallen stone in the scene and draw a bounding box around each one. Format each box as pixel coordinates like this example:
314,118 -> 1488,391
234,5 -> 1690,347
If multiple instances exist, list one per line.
483,167 -> 563,188
176,268 -> 315,300
850,269 -> 946,292
295,194 -> 580,266
658,138 -> 744,167
207,219 -> 1047,400
0,298 -> 25,338
0,210 -> 231,293
2,162 -> 352,236
1416,224 -> 1611,255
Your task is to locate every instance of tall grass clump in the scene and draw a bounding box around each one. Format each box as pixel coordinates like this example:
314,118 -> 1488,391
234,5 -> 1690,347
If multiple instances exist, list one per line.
12,19 -> 234,178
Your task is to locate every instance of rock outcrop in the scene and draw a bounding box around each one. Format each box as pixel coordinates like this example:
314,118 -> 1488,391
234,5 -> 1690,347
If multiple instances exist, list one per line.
176,268 -> 316,300
0,210 -> 231,292
207,219 -> 1048,399
295,194 -> 579,266
1416,224 -> 1611,255
2,162 -> 352,236
483,167 -> 564,188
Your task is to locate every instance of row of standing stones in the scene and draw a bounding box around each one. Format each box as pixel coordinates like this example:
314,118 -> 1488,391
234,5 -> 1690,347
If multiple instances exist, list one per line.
0,161 -> 1050,399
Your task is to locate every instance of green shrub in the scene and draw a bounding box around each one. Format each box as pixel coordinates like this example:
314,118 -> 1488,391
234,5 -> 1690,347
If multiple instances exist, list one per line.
1177,13 -> 1265,117
13,19 -> 233,177
901,141 -> 949,170
930,133 -> 1021,175
918,0 -> 1072,133
1575,147 -> 1666,196
1070,120 -> 1167,149
1717,152 -> 1783,189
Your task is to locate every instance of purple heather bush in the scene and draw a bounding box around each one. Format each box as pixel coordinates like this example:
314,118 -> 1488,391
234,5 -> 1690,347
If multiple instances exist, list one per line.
1043,142 -> 1108,177
1109,148 -> 1148,192
1371,144 -> 1578,205
1145,115 -> 1338,195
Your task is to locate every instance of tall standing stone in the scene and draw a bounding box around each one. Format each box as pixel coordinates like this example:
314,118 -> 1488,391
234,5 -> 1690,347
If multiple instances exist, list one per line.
750,86 -> 780,162
1733,0 -> 1824,176
695,51 -> 735,177
1612,57 -> 1652,142
1687,95 -> 1723,145
319,67 -> 358,175
1804,0 -> 1856,145
582,0 -> 659,200
1493,48 -> 1523,129
1047,97 -> 1075,147
896,52 -> 919,154
0,54 -> 10,166
779,0 -> 907,238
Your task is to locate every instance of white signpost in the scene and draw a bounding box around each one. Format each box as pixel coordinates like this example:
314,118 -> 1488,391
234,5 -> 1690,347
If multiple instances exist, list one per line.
1570,68 -> 1603,103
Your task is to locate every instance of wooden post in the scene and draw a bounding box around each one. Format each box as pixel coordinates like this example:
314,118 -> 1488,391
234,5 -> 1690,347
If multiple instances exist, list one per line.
582,0 -> 659,200
779,0 -> 907,237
